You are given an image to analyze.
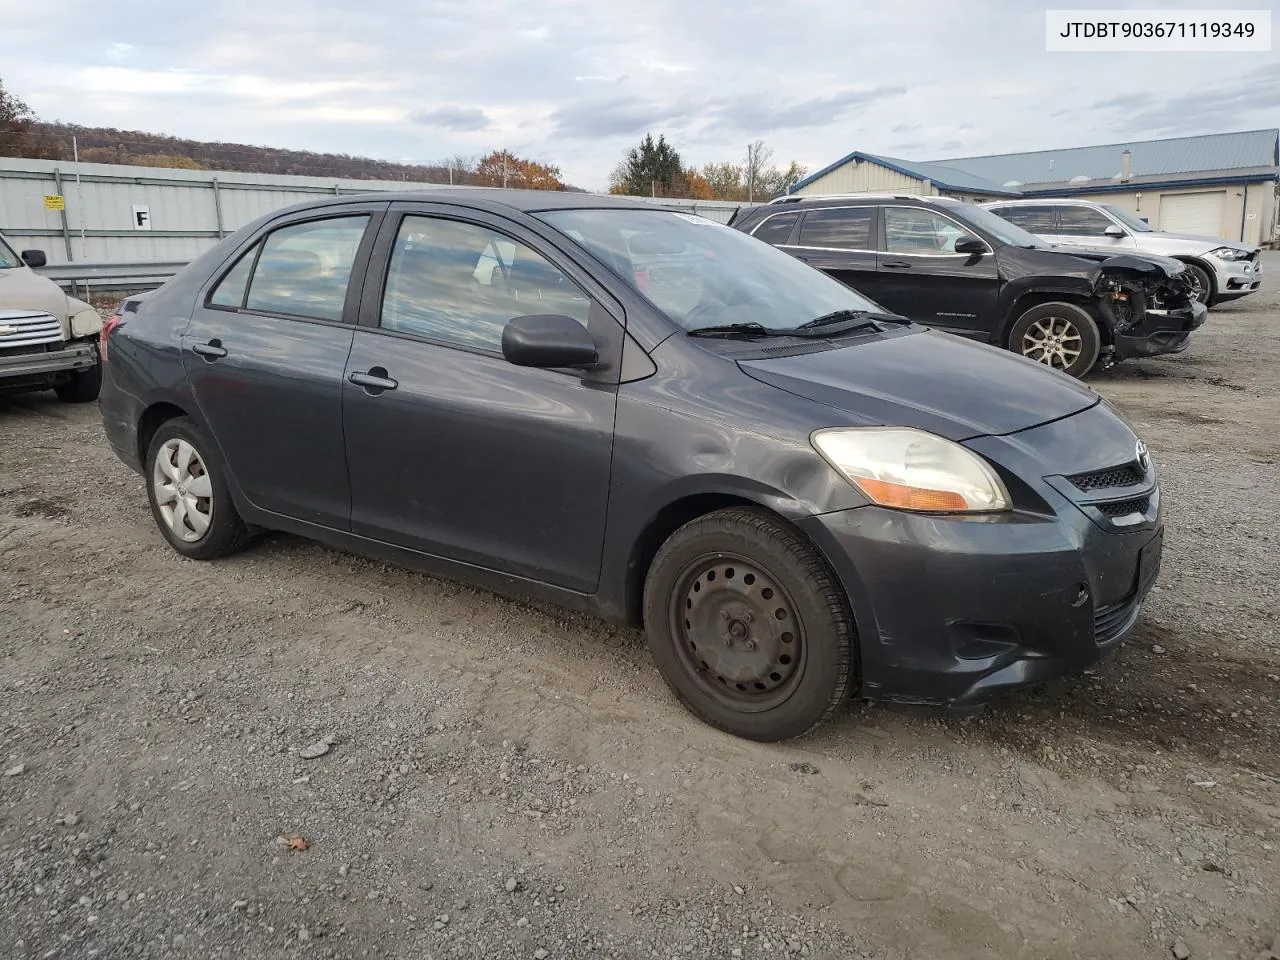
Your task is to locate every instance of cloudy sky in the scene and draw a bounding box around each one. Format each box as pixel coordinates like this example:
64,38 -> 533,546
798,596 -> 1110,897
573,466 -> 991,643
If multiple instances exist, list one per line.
2,0 -> 1277,190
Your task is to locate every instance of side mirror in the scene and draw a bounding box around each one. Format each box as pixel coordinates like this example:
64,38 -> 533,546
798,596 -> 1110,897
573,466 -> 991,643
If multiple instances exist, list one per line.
1103,224 -> 1126,238
21,249 -> 47,268
953,235 -> 987,255
502,314 -> 598,368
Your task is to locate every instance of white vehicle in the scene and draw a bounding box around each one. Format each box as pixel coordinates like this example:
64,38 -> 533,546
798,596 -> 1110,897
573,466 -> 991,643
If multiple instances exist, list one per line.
0,235 -> 104,402
982,198 -> 1262,307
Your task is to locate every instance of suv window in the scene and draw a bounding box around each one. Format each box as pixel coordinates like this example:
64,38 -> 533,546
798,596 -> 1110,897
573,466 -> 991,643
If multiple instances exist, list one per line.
751,212 -> 798,244
991,205 -> 1059,234
0,236 -> 22,269
381,215 -> 590,353
239,216 -> 370,322
1055,206 -> 1118,236
797,207 -> 874,249
884,207 -> 974,255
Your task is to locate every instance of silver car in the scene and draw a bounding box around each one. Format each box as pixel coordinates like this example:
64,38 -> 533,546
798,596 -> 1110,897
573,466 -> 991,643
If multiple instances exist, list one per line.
982,198 -> 1262,307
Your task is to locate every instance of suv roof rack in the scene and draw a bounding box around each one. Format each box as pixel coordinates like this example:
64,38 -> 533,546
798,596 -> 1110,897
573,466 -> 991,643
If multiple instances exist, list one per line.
768,193 -> 956,205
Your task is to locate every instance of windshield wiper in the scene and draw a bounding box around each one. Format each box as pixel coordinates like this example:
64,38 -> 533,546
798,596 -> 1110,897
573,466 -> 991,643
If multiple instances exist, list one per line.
794,309 -> 911,332
687,322 -> 791,339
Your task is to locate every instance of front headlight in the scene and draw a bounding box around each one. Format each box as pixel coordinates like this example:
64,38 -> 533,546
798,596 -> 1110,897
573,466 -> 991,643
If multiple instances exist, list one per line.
1207,246 -> 1250,261
812,427 -> 1011,513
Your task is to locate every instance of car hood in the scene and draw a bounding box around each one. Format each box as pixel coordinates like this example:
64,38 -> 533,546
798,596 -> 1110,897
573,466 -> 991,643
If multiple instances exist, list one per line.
1035,244 -> 1187,277
0,265 -> 70,322
1144,230 -> 1254,253
737,329 -> 1099,442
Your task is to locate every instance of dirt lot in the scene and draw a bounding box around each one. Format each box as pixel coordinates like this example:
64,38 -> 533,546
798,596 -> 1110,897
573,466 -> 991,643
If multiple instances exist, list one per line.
3,257 -> 1279,960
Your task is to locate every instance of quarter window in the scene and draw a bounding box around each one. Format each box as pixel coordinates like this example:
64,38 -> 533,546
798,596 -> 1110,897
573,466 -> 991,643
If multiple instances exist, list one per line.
381,215 -> 590,353
797,208 -> 874,249
884,207 -> 976,255
991,206 -> 1059,234
209,246 -> 258,308
752,213 -> 798,245
1056,207 -> 1118,236
241,216 -> 370,322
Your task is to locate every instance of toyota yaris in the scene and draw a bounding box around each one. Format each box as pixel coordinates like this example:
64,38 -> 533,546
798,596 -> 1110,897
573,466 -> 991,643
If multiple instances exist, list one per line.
99,190 -> 1164,741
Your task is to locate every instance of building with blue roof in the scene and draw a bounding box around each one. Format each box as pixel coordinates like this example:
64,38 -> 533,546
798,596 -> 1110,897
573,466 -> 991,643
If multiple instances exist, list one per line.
790,129 -> 1278,245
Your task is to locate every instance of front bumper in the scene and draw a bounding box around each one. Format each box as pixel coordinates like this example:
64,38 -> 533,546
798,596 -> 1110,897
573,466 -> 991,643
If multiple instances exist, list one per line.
796,402 -> 1163,707
1113,300 -> 1207,360
0,341 -> 96,389
1211,255 -> 1262,297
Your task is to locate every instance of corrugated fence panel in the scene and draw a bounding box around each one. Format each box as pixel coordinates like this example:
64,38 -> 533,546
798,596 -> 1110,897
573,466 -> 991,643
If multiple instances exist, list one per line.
0,158 -> 752,266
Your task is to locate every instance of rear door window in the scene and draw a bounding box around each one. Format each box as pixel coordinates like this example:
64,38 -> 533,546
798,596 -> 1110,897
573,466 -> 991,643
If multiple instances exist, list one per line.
991,205 -> 1060,234
751,212 -> 798,245
242,216 -> 371,322
797,207 -> 874,249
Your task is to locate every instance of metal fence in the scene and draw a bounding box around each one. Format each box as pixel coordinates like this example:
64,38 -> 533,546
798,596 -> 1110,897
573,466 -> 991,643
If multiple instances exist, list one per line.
0,157 -> 753,290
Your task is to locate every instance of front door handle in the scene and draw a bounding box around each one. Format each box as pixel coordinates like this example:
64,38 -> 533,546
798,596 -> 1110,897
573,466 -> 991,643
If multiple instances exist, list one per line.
191,339 -> 228,359
880,261 -> 912,270
349,368 -> 398,393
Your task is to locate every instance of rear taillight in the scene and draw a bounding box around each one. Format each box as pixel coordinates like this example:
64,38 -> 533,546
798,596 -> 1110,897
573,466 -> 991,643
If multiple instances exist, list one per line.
100,313 -> 122,363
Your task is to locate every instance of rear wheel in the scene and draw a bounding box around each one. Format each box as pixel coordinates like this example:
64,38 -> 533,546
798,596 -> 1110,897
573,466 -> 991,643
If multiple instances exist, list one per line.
1008,302 -> 1100,378
54,360 -> 101,403
145,417 -> 252,560
642,507 -> 857,741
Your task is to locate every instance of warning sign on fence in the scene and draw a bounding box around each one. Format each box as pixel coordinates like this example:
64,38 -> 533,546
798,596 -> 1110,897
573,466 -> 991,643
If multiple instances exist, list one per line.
44,195 -> 65,211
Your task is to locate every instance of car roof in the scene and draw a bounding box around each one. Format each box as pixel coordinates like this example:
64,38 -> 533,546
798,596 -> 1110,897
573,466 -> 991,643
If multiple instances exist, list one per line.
982,198 -> 1106,207
768,193 -> 958,206
287,187 -> 673,215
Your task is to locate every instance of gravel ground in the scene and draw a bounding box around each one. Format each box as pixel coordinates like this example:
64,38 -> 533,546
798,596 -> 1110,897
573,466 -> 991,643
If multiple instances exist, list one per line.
2,257 -> 1279,960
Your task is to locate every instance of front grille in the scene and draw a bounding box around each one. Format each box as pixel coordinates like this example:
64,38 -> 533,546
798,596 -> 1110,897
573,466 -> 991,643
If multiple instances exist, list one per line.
1068,463 -> 1145,491
0,313 -> 63,349
1096,496 -> 1150,517
1094,595 -> 1140,646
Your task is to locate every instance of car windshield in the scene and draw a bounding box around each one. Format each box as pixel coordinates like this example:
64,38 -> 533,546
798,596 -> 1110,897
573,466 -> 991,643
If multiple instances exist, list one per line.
1102,204 -> 1154,232
948,203 -> 1046,248
537,208 -> 882,331
0,236 -> 22,269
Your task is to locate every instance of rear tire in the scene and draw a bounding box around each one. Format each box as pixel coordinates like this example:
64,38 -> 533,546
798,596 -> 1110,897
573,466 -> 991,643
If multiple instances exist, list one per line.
642,507 -> 857,742
1008,302 -> 1100,378
54,360 -> 101,403
145,417 -> 252,560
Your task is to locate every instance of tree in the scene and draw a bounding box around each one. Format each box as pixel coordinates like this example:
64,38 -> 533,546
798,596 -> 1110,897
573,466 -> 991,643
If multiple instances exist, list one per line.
681,170 -> 717,200
759,160 -> 807,197
743,140 -> 775,201
0,77 -> 38,156
611,133 -> 684,196
473,149 -> 564,190
701,162 -> 745,200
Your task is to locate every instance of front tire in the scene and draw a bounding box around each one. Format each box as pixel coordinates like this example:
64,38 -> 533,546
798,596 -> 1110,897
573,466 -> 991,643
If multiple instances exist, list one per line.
642,507 -> 857,741
145,417 -> 252,560
1180,261 -> 1214,307
1008,302 -> 1101,378
54,360 -> 101,403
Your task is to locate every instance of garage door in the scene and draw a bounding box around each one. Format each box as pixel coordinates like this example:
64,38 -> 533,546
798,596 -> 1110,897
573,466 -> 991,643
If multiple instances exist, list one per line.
1158,191 -> 1227,238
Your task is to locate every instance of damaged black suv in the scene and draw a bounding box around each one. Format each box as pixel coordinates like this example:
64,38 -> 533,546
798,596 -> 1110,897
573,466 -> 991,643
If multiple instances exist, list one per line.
730,194 -> 1206,378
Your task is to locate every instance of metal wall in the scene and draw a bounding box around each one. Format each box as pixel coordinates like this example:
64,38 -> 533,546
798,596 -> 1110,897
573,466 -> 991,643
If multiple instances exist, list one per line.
0,158 -> 750,266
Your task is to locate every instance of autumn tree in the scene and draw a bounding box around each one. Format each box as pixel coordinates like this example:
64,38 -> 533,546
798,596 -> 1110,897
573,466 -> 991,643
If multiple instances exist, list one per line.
0,77 -> 38,156
701,162 -> 745,200
473,149 -> 564,190
610,133 -> 685,196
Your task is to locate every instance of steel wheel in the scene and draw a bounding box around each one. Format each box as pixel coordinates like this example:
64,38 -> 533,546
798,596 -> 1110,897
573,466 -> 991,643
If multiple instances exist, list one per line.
152,438 -> 213,543
1021,315 -> 1083,371
669,553 -> 806,713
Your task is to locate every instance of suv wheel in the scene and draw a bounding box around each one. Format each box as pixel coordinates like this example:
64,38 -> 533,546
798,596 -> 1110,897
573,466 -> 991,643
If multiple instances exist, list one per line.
145,417 -> 252,560
54,359 -> 102,403
642,507 -> 857,741
1009,302 -> 1100,378
1181,262 -> 1214,306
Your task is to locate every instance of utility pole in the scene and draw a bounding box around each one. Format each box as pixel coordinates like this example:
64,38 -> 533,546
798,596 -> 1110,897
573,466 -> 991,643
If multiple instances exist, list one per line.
72,135 -> 87,273
502,158 -> 508,189
747,143 -> 754,204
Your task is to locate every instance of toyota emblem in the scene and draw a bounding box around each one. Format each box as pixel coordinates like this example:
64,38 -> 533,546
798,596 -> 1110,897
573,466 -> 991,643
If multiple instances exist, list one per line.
1135,440 -> 1151,472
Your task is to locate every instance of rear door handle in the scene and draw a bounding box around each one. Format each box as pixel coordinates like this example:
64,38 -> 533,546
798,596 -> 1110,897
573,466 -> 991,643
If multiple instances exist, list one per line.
191,340 -> 228,359
349,368 -> 398,392
880,261 -> 912,270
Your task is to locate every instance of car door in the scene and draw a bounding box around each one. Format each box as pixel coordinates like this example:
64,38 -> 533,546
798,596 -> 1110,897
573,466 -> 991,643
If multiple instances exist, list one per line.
182,207 -> 384,528
875,205 -> 1000,339
782,206 -> 881,300
341,205 -> 623,593
1052,205 -> 1135,250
